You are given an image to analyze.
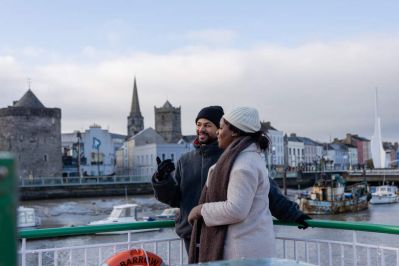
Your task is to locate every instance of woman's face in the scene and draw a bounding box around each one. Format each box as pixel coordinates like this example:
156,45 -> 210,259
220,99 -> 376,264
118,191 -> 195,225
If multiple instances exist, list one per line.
217,118 -> 236,150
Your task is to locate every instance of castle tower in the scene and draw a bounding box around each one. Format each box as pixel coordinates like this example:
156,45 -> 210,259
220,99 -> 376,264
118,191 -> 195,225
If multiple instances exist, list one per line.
0,89 -> 62,178
154,101 -> 182,143
127,77 -> 144,137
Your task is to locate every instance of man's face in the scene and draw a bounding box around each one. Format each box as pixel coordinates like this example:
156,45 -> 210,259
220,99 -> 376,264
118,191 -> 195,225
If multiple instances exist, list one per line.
196,118 -> 218,144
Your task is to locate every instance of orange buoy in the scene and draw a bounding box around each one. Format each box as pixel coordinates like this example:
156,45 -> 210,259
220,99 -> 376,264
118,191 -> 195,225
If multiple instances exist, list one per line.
102,249 -> 166,266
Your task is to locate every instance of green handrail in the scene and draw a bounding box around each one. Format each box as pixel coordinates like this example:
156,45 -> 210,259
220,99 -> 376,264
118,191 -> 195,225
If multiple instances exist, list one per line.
274,219 -> 399,235
19,219 -> 399,240
19,220 -> 175,239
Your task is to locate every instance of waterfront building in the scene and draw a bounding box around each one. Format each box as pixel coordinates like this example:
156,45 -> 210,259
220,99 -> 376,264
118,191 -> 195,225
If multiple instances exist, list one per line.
328,143 -> 350,170
284,133 -> 304,169
177,135 -> 197,150
116,127 -> 165,175
116,127 -> 193,175
383,142 -> 399,168
295,136 -> 323,170
346,144 -> 359,170
131,143 -> 193,176
397,150 -> 399,169
62,124 -> 126,176
341,133 -> 371,168
0,89 -> 62,178
154,101 -> 182,143
127,77 -> 144,137
261,122 -> 284,168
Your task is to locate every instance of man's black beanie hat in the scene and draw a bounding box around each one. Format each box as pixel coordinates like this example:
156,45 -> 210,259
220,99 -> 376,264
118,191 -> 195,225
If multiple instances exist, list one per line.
195,106 -> 224,128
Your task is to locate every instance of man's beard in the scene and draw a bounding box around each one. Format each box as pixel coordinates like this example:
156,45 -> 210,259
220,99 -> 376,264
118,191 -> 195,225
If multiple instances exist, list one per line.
197,133 -> 217,145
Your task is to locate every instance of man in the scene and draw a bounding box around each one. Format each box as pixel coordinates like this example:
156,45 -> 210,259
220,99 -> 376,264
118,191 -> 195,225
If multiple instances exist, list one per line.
152,106 -> 310,252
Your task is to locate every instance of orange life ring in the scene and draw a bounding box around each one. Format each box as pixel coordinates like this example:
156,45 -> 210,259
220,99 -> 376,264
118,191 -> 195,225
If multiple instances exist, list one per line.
102,248 -> 166,266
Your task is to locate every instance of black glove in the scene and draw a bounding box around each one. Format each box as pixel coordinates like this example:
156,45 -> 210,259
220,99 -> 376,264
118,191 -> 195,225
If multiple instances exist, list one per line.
155,157 -> 175,180
296,214 -> 311,230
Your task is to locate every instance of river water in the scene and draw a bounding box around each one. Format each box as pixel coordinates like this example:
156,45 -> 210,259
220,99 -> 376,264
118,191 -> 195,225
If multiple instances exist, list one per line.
20,192 -> 399,265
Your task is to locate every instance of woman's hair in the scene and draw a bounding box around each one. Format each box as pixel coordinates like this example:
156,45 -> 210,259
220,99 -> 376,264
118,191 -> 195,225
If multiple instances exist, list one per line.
223,118 -> 270,151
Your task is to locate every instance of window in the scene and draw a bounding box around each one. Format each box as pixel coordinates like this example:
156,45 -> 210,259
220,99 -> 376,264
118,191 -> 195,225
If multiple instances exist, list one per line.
162,153 -> 166,160
91,152 -> 104,165
171,153 -> 175,162
44,155 -> 48,162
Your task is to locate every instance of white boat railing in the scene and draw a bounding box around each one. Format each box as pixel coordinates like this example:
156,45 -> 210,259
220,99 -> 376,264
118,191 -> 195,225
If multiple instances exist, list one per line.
18,220 -> 399,266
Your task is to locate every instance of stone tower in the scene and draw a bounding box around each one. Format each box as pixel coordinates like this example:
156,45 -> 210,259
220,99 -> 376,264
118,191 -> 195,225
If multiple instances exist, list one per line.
0,89 -> 62,178
127,77 -> 144,137
154,101 -> 182,143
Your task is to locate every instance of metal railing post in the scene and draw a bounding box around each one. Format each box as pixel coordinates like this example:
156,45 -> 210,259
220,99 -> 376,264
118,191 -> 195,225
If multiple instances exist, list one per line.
0,153 -> 17,266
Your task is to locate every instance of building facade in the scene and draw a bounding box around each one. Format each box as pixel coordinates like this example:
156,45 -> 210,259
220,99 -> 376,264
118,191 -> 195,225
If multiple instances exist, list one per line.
346,144 -> 359,170
342,134 -> 371,168
131,143 -> 193,176
285,133 -> 305,169
261,122 -> 284,168
0,90 -> 62,178
297,137 -> 323,170
328,143 -> 350,170
116,127 -> 192,175
62,124 -> 126,176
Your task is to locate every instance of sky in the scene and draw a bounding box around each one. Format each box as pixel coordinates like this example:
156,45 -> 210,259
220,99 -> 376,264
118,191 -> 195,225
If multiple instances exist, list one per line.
1,1 -> 398,142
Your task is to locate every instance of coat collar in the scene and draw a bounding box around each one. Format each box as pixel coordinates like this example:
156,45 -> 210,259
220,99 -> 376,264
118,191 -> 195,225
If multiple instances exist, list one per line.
193,138 -> 222,157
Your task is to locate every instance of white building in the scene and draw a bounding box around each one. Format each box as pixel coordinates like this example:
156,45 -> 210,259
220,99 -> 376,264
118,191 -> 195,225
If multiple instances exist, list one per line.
62,124 -> 126,176
132,143 -> 193,176
116,127 -> 193,175
347,144 -> 359,170
261,122 -> 284,167
285,134 -> 305,168
297,137 -> 323,170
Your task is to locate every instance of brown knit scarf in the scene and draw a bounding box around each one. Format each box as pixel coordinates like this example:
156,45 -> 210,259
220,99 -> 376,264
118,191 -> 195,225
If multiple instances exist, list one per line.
188,136 -> 254,263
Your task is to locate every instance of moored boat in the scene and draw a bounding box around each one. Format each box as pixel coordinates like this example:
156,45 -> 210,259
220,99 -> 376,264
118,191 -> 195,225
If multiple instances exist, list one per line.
155,208 -> 179,220
297,174 -> 371,215
88,203 -> 159,233
370,185 -> 399,204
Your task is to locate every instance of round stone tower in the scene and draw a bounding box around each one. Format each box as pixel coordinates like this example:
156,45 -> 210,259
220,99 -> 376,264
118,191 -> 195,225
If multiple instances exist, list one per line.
0,90 -> 62,178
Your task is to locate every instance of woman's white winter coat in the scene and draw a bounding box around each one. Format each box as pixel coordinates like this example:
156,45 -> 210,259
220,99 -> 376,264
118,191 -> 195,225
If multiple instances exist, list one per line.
201,143 -> 276,260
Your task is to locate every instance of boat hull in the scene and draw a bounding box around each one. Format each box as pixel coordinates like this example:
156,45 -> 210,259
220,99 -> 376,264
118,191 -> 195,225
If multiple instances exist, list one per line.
370,195 -> 398,204
299,195 -> 369,215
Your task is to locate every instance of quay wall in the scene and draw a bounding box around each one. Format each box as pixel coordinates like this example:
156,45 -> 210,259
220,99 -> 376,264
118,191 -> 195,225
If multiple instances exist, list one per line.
19,183 -> 154,200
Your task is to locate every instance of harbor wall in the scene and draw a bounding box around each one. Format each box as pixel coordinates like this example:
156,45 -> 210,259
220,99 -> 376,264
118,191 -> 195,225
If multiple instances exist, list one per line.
19,183 -> 154,200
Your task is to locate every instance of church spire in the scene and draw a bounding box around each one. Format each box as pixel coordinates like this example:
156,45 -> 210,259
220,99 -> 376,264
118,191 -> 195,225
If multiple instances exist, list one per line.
130,76 -> 141,115
127,76 -> 144,137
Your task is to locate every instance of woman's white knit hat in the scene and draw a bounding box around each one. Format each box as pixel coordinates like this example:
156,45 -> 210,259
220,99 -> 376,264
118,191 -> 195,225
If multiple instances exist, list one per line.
223,106 -> 261,133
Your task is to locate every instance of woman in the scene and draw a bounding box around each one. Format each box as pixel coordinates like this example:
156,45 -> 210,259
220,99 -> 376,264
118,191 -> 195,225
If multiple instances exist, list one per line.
188,106 -> 276,263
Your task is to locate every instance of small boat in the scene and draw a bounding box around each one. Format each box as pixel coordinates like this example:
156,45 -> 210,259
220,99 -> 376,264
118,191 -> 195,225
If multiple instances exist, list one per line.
370,185 -> 399,204
89,204 -> 159,233
297,174 -> 371,215
155,208 -> 179,220
18,206 -> 40,228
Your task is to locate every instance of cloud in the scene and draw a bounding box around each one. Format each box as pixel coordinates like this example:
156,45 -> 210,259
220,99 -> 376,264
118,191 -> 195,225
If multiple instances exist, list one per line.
1,37 -> 399,142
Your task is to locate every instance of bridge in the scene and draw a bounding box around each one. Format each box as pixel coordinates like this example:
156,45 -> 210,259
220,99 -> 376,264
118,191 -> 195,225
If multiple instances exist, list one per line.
343,169 -> 399,184
273,169 -> 399,188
